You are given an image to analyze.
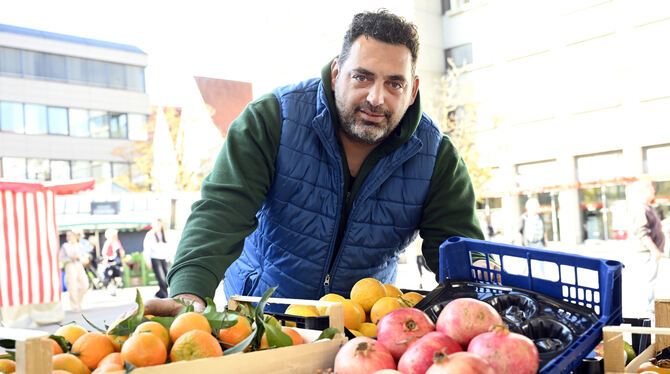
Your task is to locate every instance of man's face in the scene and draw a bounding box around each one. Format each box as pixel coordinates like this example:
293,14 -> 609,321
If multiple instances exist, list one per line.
331,36 -> 419,145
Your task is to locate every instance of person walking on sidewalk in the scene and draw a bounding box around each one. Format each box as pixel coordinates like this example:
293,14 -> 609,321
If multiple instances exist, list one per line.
144,218 -> 171,298
59,231 -> 89,312
627,180 -> 665,316
519,197 -> 547,248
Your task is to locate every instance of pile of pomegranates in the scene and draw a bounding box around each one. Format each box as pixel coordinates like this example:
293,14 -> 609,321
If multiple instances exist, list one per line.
333,297 -> 539,374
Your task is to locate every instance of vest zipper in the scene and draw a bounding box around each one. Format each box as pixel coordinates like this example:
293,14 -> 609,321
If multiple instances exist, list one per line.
324,274 -> 331,286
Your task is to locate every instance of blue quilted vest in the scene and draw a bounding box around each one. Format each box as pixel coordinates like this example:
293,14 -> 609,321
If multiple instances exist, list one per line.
223,78 -> 442,302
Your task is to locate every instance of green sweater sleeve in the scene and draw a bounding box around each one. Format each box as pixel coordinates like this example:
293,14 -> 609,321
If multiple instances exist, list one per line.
419,135 -> 485,274
167,93 -> 282,300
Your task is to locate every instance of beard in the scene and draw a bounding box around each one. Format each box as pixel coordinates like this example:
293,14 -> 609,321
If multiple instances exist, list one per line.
335,98 -> 401,145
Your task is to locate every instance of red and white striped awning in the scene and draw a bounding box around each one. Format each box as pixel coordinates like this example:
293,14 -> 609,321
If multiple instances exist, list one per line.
0,179 -> 94,307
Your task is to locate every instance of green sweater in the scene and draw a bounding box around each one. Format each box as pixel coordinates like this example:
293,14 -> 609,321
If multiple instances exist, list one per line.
167,62 -> 484,300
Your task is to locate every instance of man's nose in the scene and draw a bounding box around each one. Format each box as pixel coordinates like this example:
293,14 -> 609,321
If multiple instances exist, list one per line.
367,82 -> 385,107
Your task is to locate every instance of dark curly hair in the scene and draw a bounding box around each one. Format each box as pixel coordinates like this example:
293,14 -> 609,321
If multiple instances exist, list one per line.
339,9 -> 420,74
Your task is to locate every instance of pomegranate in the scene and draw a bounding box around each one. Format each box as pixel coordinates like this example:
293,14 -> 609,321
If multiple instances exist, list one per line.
467,325 -> 539,374
334,336 -> 396,374
435,298 -> 502,349
425,351 -> 495,374
377,308 -> 436,360
397,331 -> 462,374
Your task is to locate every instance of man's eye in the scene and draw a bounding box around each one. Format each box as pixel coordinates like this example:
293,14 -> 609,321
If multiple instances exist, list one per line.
353,75 -> 367,82
389,82 -> 403,89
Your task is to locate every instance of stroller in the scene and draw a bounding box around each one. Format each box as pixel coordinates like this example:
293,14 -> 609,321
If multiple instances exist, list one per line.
85,251 -> 124,294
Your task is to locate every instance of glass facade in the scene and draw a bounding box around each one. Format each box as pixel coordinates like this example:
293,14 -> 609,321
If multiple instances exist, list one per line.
0,101 -> 24,133
0,46 -> 145,92
1,157 -> 26,179
47,107 -> 68,135
24,104 -> 48,134
68,108 -> 90,137
89,110 -> 109,138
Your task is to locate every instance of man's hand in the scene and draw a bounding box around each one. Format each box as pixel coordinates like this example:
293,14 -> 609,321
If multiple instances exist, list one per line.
118,294 -> 206,320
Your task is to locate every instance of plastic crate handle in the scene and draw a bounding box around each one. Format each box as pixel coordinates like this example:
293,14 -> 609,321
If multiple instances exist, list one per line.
227,295 -> 344,333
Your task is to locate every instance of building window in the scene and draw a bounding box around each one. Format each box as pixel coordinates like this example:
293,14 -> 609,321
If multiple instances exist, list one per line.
66,56 -> 87,84
22,50 -> 49,79
108,62 -> 126,90
27,158 -> 50,181
48,107 -> 69,135
46,53 -> 67,81
644,144 -> 670,176
444,43 -> 473,70
88,60 -> 108,87
128,113 -> 148,141
113,162 -> 130,178
89,110 -> 109,138
0,47 -> 22,76
50,160 -> 71,181
441,0 -> 451,13
24,103 -> 48,135
1,157 -> 27,179
126,65 -> 145,92
68,108 -> 89,137
71,160 -> 92,179
0,101 -> 25,133
91,161 -> 111,179
109,113 -> 128,138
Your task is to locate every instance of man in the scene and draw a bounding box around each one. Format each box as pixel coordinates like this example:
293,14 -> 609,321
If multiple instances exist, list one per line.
627,180 -> 665,316
519,197 -> 547,248
147,10 -> 483,316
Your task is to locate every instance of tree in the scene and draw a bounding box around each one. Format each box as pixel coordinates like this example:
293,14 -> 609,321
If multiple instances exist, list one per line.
113,107 -> 211,192
425,59 -> 496,200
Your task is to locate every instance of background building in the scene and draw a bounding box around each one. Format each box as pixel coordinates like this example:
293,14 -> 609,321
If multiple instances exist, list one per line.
439,0 -> 670,245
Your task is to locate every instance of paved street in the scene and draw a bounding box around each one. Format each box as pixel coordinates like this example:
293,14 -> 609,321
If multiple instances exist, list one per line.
2,240 -> 666,336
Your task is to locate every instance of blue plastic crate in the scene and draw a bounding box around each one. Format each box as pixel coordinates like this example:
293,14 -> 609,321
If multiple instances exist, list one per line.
438,237 -> 623,374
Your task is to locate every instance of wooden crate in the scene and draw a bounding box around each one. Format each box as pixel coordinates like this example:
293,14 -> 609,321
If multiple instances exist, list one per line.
603,299 -> 670,373
2,296 -> 346,374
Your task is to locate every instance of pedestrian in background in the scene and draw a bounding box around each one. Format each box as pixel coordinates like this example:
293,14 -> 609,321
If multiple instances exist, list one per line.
59,231 -> 89,312
627,180 -> 665,316
101,228 -> 125,292
519,197 -> 547,248
144,218 -> 170,298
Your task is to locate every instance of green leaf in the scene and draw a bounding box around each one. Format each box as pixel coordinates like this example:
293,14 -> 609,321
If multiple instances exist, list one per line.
49,335 -> 70,353
263,314 -> 281,328
0,350 -> 15,361
0,339 -> 15,349
107,289 -> 145,336
262,321 -> 292,348
82,314 -> 106,333
148,316 -> 175,331
222,326 -> 257,355
316,327 -> 341,341
254,286 -> 277,321
202,297 -> 242,331
173,298 -> 195,315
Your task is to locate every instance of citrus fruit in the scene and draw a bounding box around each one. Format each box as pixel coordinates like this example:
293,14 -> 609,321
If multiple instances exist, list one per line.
133,321 -> 170,349
169,312 -> 211,343
92,363 -> 124,373
318,293 -> 346,315
383,284 -> 403,298
49,337 -> 64,355
121,332 -> 167,367
0,359 -> 16,374
359,322 -> 378,337
399,291 -> 424,307
218,314 -> 253,348
284,304 -> 320,327
370,296 -> 405,324
97,352 -> 122,368
349,329 -> 363,337
281,327 -> 304,345
350,278 -> 387,312
169,329 -> 223,362
350,300 -> 366,323
325,299 -> 361,331
54,324 -> 88,345
70,332 -> 116,370
105,319 -> 129,351
52,353 -> 91,374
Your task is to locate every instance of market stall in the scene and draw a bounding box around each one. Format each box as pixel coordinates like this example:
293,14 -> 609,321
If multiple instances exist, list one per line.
0,179 -> 94,327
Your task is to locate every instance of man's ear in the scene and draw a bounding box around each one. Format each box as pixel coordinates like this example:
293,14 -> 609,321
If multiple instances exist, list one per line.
330,59 -> 339,90
410,75 -> 420,105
